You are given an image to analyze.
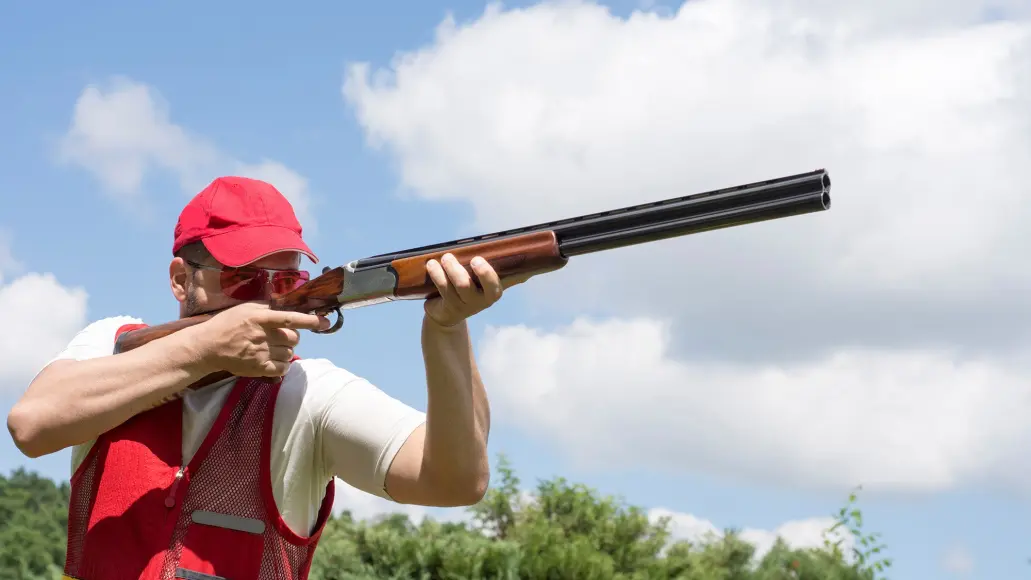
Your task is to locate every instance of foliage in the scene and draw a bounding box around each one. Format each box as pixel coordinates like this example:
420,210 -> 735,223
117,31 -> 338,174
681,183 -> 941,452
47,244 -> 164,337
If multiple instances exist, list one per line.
307,455 -> 890,580
821,486 -> 892,579
0,468 -> 69,580
0,455 -> 890,580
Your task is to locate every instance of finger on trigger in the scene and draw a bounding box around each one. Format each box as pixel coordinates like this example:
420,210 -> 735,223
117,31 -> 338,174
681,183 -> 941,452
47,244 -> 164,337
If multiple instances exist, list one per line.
263,310 -> 329,331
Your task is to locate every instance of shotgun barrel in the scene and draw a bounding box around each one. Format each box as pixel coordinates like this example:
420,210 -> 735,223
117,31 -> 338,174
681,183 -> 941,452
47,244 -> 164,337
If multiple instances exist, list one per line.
114,168 -> 832,364
354,169 -> 830,266
288,168 -> 832,314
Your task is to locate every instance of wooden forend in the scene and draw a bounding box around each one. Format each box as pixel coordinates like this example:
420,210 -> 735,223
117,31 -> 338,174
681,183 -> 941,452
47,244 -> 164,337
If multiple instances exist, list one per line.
390,230 -> 568,299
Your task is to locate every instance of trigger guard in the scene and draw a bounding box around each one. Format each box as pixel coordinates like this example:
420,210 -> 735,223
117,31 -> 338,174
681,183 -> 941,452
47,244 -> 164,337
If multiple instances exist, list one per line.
312,308 -> 344,334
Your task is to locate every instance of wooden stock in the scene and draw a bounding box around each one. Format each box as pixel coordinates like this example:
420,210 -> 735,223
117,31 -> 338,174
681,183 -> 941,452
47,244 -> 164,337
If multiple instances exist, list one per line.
111,231 -> 566,392
269,267 -> 347,313
113,314 -> 216,355
391,230 -> 568,298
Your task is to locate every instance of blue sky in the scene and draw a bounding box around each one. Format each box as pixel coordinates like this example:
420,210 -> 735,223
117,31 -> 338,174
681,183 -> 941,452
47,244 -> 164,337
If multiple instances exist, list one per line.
3,1 -> 1030,578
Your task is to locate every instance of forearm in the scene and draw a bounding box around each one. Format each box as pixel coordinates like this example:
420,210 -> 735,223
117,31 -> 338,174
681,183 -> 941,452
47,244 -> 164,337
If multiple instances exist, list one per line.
419,314 -> 491,495
7,325 -> 213,458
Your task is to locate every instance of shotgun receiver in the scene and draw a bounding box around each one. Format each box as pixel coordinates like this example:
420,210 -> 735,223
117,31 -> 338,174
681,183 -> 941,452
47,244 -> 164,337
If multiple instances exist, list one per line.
115,169 -> 831,363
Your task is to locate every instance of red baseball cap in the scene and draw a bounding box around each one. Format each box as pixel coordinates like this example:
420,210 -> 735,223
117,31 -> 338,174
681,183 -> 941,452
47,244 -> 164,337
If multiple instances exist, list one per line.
173,176 -> 318,267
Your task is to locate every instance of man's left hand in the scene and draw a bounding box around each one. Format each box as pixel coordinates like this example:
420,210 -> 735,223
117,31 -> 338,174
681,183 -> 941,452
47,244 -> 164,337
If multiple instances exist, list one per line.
423,253 -> 525,328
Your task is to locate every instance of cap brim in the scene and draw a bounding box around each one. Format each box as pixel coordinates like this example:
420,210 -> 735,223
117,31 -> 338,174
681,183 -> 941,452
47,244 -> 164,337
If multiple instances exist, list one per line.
201,225 -> 318,267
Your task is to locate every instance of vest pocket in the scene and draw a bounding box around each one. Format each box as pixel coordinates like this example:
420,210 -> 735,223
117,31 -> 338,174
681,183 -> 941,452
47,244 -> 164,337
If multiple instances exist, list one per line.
177,510 -> 265,579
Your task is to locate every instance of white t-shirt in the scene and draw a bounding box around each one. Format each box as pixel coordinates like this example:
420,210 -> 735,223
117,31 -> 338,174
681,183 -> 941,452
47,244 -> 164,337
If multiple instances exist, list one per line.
48,316 -> 427,537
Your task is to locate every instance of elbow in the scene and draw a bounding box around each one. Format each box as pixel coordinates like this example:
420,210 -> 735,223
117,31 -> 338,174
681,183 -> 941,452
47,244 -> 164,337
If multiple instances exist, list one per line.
7,403 -> 38,458
469,471 -> 490,504
438,482 -> 488,508
436,465 -> 490,507
456,469 -> 490,506
6,401 -> 53,459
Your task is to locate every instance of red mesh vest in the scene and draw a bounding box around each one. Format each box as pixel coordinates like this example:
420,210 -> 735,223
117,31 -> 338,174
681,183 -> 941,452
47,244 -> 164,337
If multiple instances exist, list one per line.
62,323 -> 335,580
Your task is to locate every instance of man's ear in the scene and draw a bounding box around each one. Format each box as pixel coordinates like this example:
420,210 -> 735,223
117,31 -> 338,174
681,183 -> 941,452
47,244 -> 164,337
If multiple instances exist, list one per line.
169,257 -> 190,302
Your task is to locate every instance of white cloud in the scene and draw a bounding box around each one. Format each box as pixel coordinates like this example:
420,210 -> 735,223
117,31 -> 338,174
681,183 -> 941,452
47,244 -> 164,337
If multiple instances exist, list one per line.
651,508 -> 852,561
478,317 -> 1031,491
57,78 -> 220,198
58,77 -> 317,232
0,240 -> 88,391
941,543 -> 974,576
340,0 -> 1031,491
341,0 -> 1031,356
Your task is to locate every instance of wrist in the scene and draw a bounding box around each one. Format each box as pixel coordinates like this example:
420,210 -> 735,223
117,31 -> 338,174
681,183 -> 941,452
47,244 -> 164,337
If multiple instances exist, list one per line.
170,322 -> 220,376
423,312 -> 468,334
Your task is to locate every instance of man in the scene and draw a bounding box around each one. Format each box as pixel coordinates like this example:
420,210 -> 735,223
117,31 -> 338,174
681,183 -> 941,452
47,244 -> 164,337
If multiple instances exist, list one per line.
7,176 -> 516,580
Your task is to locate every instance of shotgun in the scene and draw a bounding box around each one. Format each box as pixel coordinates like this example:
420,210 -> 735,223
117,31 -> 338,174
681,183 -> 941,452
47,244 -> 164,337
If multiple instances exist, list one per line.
115,169 -> 832,372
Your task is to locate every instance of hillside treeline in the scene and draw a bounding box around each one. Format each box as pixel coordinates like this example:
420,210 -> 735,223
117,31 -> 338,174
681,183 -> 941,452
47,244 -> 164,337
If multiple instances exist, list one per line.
0,456 -> 890,580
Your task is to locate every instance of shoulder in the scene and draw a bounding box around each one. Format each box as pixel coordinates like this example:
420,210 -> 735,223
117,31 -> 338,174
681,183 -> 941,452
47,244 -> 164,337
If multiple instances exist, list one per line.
290,357 -> 361,384
74,315 -> 145,343
81,315 -> 145,333
276,358 -> 366,415
50,315 -> 145,363
274,357 -> 421,428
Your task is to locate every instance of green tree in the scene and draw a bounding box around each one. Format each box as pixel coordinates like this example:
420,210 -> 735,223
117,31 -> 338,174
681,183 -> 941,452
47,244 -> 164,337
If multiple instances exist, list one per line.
0,468 -> 70,580
0,456 -> 891,580
308,454 -> 892,580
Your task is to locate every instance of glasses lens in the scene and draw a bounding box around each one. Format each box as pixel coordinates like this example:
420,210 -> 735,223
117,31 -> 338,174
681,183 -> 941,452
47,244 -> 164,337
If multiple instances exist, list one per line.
271,271 -> 310,295
220,267 -> 267,300
216,267 -> 309,301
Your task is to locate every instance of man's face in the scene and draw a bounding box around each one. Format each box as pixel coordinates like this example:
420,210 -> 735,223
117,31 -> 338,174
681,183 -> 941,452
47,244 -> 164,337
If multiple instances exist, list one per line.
172,251 -> 306,317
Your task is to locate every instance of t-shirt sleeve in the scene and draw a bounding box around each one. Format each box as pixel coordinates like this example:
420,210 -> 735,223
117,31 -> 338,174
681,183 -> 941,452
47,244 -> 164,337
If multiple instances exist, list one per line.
46,315 -> 144,366
299,358 -> 426,501
41,316 -> 144,475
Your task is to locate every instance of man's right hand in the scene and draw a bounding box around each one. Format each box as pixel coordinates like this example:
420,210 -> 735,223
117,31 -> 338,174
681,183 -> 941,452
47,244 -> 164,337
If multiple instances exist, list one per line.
196,303 -> 331,378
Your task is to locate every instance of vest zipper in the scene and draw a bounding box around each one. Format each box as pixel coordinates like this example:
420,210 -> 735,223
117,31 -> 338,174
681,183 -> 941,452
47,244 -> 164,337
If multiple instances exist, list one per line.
165,466 -> 187,508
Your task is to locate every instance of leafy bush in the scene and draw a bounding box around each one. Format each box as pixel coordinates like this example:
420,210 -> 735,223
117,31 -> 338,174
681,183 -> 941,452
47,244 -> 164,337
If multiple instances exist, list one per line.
0,456 -> 890,580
